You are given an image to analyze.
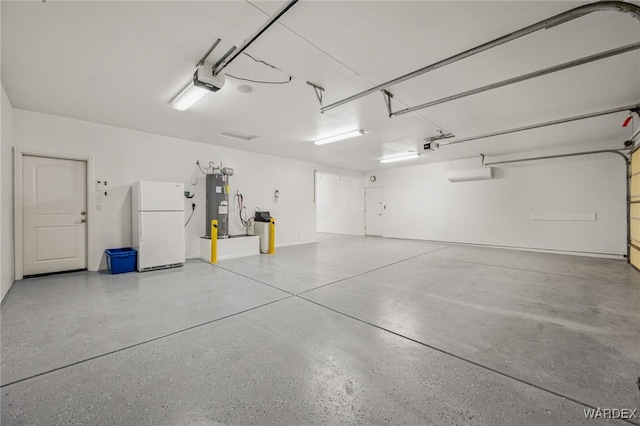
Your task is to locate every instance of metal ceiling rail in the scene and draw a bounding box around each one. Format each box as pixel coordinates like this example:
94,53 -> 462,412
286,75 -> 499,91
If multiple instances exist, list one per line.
389,41 -> 640,117
438,104 -> 640,146
319,1 -> 640,114
482,149 -> 628,166
197,39 -> 221,67
213,0 -> 299,75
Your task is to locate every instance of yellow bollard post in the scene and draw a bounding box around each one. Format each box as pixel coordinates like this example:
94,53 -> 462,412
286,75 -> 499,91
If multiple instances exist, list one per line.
268,217 -> 276,254
210,220 -> 218,264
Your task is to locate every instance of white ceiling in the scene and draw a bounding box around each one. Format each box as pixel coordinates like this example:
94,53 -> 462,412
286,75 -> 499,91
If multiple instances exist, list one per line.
2,0 -> 639,171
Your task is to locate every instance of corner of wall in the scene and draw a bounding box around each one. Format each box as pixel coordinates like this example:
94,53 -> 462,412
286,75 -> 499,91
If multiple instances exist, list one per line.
316,167 -> 366,236
1,82 -> 16,304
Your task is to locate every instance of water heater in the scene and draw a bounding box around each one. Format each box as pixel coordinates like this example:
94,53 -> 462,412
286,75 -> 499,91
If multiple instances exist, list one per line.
205,167 -> 233,238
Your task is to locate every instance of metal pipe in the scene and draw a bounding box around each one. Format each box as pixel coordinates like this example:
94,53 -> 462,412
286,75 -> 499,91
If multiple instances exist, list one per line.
623,112 -> 640,262
320,1 -> 640,114
197,38 -> 221,67
313,170 -> 317,204
213,45 -> 237,72
391,42 -> 640,117
210,220 -> 218,264
483,149 -> 628,166
440,104 -> 640,146
627,160 -> 631,262
628,109 -> 640,152
214,0 -> 299,74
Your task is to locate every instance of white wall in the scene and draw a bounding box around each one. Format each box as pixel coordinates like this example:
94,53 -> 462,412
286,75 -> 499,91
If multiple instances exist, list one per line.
1,83 -> 15,302
7,106 -> 628,282
364,153 -> 627,256
12,109 -> 318,271
316,169 -> 365,235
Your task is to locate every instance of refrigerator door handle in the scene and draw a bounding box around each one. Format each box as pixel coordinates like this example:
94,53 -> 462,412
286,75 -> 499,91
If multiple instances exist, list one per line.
139,212 -> 143,241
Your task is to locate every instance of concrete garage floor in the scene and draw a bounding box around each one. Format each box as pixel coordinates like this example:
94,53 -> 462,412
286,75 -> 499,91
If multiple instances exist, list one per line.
1,234 -> 639,425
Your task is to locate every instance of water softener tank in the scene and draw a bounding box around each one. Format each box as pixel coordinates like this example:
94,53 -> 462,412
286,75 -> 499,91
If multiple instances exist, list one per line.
205,167 -> 233,238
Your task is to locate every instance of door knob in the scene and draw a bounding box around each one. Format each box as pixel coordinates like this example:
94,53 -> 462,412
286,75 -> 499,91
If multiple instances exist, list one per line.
80,218 -> 87,223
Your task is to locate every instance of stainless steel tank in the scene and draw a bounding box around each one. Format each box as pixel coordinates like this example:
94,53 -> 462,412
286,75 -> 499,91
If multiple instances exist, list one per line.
205,172 -> 230,238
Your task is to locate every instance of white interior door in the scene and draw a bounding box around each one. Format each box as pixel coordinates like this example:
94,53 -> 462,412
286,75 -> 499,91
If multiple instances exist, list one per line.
22,155 -> 87,275
365,187 -> 383,236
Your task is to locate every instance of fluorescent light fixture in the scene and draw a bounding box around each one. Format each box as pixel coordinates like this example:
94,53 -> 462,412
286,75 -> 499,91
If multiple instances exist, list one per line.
314,129 -> 364,145
170,83 -> 210,111
380,153 -> 421,163
221,130 -> 259,142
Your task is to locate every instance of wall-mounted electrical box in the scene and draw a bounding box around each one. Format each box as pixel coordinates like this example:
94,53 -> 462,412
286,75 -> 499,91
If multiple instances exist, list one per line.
422,141 -> 439,151
96,180 -> 108,196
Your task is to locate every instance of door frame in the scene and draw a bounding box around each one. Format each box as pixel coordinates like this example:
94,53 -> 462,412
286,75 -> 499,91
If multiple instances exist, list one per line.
364,186 -> 383,236
13,148 -> 95,280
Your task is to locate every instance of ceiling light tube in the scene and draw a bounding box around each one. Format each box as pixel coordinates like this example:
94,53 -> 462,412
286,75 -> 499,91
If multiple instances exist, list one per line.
314,129 -> 364,145
380,153 -> 421,163
170,82 -> 210,111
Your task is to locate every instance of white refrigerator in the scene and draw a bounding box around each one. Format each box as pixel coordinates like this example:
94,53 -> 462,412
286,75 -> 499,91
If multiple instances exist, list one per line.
131,181 -> 185,272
